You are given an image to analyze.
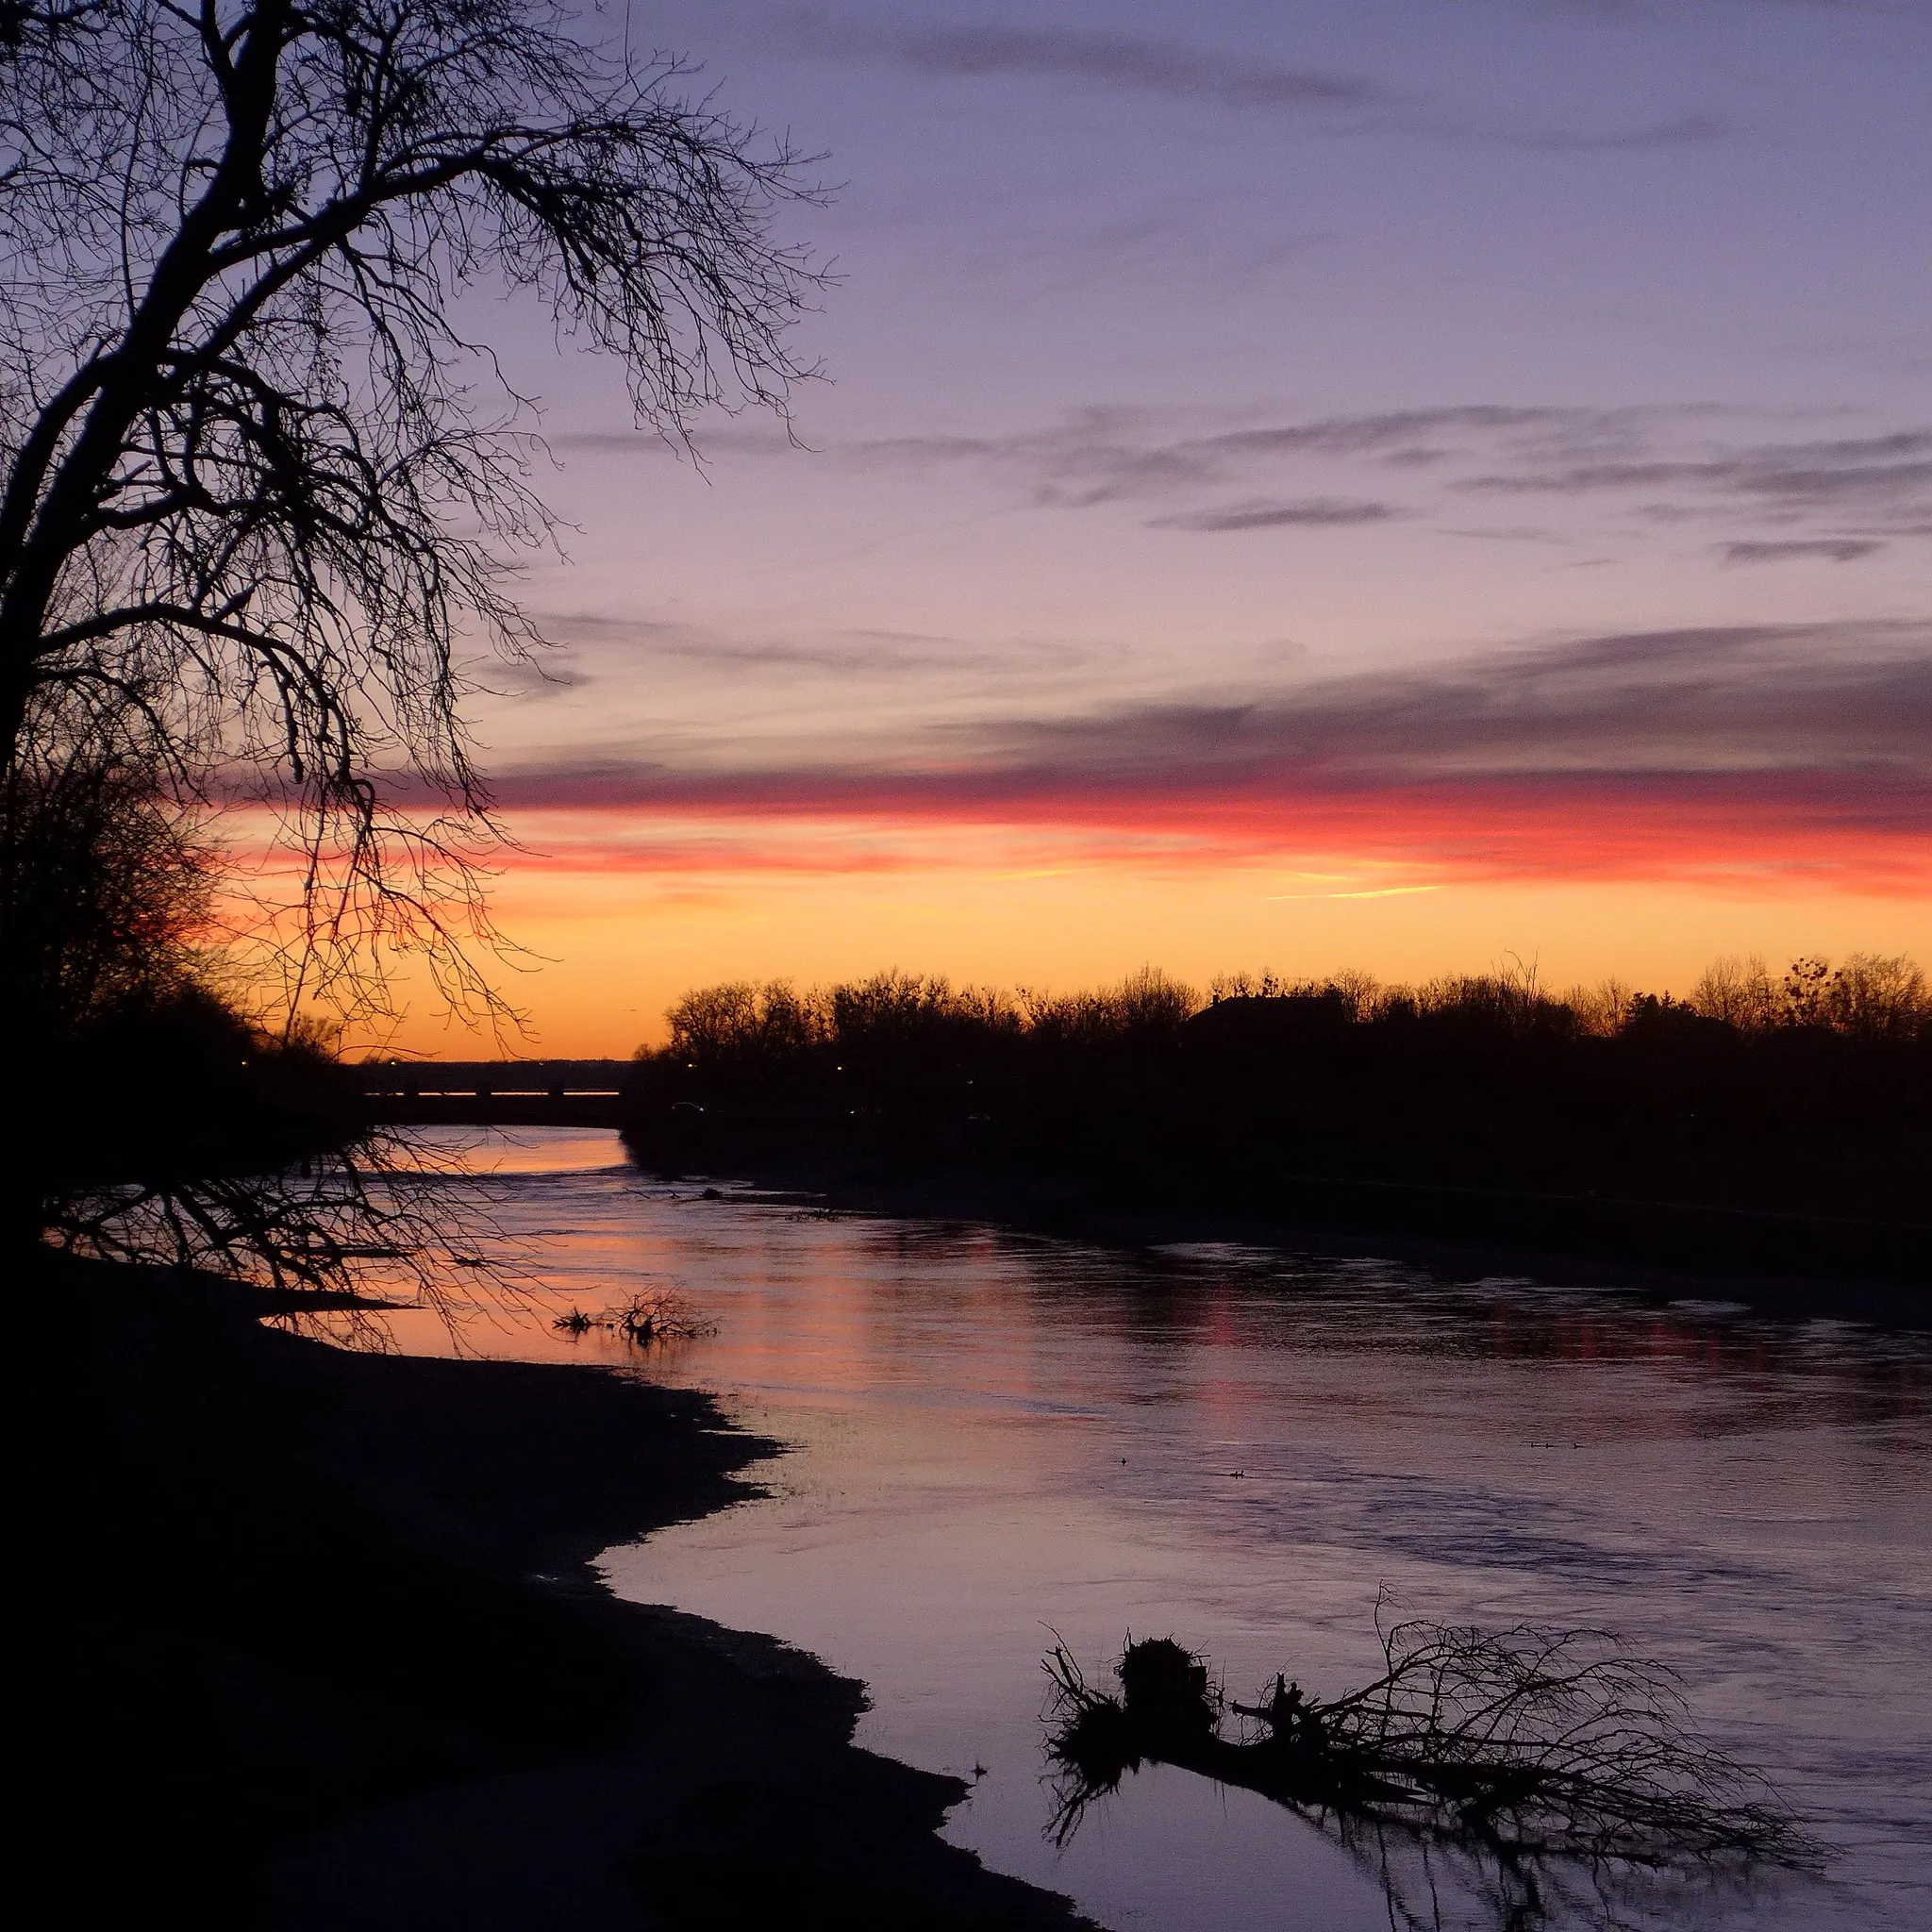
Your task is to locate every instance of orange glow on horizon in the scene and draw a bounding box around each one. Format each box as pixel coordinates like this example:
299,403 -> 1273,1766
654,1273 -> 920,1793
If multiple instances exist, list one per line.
215,776 -> 1931,1058
364,846 -> 1931,1064
495,770 -> 1932,900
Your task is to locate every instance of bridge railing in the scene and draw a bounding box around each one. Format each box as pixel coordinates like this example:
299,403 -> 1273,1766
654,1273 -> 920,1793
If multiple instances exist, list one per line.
357,1058 -> 630,1100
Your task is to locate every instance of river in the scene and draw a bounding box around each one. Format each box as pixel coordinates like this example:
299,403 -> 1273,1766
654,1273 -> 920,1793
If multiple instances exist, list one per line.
383,1126 -> 1931,1931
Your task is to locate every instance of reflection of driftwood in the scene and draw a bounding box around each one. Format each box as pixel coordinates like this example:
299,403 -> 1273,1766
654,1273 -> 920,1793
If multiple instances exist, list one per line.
551,1289 -> 715,1346
1044,1613 -> 1819,1930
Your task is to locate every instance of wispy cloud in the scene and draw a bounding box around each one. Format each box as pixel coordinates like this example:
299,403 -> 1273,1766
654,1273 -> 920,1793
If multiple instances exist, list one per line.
850,403 -> 1612,508
1457,429 -> 1932,510
1147,497 -> 1398,532
783,16 -> 1725,149
883,24 -> 1388,112
466,651 -> 591,700
1720,539 -> 1885,564
528,611 -> 1091,680
785,19 -> 1394,115
848,404 -> 1932,551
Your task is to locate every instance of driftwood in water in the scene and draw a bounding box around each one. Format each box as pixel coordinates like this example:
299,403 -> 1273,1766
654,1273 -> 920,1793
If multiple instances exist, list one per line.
550,1288 -> 716,1346
1044,1614 -> 1818,1926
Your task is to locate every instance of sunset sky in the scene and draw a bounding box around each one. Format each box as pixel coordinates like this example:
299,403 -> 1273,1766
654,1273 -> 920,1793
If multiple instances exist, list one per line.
395,0 -> 1928,1056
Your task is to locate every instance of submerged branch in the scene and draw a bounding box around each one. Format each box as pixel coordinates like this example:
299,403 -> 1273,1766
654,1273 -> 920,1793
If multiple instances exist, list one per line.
1043,1616 -> 1821,1929
551,1286 -> 715,1346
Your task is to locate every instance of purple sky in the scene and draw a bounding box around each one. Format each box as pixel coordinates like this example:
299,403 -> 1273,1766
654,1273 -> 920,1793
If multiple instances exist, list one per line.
420,0 -> 1932,1046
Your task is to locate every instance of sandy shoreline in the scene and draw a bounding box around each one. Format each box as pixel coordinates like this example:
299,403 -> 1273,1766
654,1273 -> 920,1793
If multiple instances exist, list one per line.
18,1250 -> 1091,1930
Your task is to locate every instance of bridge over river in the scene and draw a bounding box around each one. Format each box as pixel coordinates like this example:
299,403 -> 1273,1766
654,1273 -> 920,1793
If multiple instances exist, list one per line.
358,1060 -> 632,1127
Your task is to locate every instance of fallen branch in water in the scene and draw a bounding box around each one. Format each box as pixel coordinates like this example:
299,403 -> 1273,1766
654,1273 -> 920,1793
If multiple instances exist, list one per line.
1044,1609 -> 1820,1926
550,1288 -> 716,1346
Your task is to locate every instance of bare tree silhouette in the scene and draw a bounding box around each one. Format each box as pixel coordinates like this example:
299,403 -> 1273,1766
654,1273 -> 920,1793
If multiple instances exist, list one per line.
0,0 -> 824,1024
0,3 -> 824,1287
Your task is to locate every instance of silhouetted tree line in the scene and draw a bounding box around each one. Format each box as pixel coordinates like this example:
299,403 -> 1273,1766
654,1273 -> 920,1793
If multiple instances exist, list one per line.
624,960 -> 1932,1281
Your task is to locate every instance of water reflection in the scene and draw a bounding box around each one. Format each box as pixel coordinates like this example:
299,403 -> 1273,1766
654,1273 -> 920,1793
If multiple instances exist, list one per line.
382,1129 -> 1932,1932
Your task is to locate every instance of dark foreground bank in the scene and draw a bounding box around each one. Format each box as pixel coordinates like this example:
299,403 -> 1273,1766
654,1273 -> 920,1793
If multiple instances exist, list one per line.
15,1251 -> 1090,1932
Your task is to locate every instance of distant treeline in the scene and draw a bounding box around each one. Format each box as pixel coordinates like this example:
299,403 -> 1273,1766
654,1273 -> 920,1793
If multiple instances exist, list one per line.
622,957 -> 1932,1284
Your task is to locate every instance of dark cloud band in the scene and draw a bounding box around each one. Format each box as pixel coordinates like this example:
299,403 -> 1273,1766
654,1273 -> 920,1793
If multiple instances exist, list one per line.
490,625 -> 1932,882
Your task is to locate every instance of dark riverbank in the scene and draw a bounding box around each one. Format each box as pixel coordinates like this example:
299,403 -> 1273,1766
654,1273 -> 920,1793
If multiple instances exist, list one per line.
628,1155 -> 1932,1328
16,1250 -> 1090,1931
622,975 -> 1931,1300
